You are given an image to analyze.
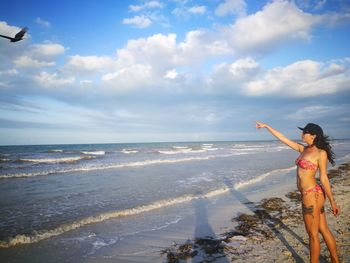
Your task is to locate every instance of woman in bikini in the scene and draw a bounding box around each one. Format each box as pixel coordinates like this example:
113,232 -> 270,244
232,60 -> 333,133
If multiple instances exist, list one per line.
256,121 -> 339,263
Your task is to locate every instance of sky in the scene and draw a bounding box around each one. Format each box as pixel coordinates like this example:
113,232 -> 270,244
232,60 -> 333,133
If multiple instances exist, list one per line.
0,0 -> 349,145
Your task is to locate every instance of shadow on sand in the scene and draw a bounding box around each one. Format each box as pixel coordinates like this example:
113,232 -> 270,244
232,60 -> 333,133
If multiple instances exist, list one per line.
162,177 -> 329,262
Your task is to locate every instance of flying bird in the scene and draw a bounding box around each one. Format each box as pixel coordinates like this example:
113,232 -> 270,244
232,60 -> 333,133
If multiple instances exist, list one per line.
0,27 -> 28,42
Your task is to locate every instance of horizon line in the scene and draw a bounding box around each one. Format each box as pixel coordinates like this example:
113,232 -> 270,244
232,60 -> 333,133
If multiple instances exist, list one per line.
0,138 -> 348,147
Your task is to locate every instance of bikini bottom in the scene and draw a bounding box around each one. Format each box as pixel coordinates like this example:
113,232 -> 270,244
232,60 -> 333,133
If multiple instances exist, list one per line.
302,184 -> 324,196
302,184 -> 325,214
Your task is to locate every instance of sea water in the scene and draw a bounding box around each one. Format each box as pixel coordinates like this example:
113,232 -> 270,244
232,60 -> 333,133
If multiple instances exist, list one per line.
0,140 -> 349,262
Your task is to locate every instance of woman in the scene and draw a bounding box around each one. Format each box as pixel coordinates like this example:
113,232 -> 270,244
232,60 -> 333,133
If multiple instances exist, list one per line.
256,121 -> 339,263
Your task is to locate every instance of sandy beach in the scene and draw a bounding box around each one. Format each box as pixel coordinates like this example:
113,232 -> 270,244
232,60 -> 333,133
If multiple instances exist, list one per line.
161,162 -> 350,262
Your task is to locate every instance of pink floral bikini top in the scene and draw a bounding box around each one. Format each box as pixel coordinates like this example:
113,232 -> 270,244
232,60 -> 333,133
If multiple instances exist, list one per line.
295,157 -> 318,170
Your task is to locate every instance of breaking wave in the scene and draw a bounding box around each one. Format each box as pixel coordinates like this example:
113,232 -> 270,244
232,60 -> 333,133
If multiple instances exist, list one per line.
81,151 -> 105,155
17,156 -> 94,164
0,156 -> 214,179
121,149 -> 139,154
0,186 -> 230,248
234,166 -> 296,190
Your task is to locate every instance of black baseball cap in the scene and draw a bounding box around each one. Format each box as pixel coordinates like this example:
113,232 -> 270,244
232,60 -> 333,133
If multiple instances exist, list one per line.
298,123 -> 323,136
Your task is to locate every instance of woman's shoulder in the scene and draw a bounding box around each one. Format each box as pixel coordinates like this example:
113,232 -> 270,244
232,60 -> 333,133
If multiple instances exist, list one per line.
317,148 -> 328,159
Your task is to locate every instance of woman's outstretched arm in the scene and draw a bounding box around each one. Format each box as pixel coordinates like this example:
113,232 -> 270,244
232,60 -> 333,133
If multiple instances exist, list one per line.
255,121 -> 304,152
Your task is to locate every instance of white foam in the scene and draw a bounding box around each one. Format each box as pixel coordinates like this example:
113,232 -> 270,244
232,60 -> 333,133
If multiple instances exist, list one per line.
0,196 -> 193,247
0,187 -> 233,248
158,148 -> 192,155
0,156 -> 213,179
206,148 -> 218,151
121,149 -> 139,154
203,187 -> 230,198
188,149 -> 206,153
150,216 -> 183,231
19,156 -> 93,164
88,238 -> 118,256
81,151 -> 105,155
232,144 -> 265,149
201,144 -> 218,151
172,146 -> 190,149
234,166 -> 296,190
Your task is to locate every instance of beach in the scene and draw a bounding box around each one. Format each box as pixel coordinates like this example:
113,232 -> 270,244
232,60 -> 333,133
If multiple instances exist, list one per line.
160,162 -> 350,263
0,141 -> 349,262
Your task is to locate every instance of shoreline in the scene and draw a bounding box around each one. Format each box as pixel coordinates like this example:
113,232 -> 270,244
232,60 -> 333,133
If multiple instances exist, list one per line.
0,160 -> 348,262
161,162 -> 350,262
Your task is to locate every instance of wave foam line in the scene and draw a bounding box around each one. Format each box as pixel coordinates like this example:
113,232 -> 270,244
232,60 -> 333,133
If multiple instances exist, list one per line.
81,151 -> 105,155
234,166 -> 296,190
0,186 -> 231,248
18,156 -> 94,164
0,156 -> 212,179
121,149 -> 139,154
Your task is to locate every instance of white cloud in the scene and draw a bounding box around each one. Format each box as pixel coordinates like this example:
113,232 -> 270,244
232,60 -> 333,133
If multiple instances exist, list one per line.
35,17 -> 51,28
322,12 -> 350,27
85,30 -> 230,92
287,105 -> 334,120
35,71 -> 75,87
14,56 -> 55,68
177,30 -> 208,63
123,15 -> 152,28
207,57 -> 260,91
64,55 -> 114,75
10,43 -> 65,69
164,69 -> 178,79
295,0 -> 327,11
244,59 -> 350,97
176,30 -> 231,65
222,0 -> 321,54
172,5 -> 207,19
129,1 -> 163,12
116,33 -> 177,72
0,69 -> 18,76
79,80 -> 93,86
215,0 -> 246,17
188,6 -> 207,15
31,43 -> 65,58
114,109 -> 140,119
102,64 -> 153,91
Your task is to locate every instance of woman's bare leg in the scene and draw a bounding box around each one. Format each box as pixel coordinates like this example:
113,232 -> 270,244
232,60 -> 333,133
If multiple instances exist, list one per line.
319,211 -> 339,262
302,192 -> 323,263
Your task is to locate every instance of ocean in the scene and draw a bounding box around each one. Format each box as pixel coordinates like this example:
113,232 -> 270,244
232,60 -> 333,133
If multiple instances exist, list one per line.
0,140 -> 349,262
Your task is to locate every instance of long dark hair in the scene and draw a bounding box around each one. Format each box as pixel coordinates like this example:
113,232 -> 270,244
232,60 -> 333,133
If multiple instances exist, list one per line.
313,134 -> 335,166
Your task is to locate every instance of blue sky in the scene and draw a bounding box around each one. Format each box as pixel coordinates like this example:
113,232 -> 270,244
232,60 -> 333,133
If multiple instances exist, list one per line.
0,0 -> 349,145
